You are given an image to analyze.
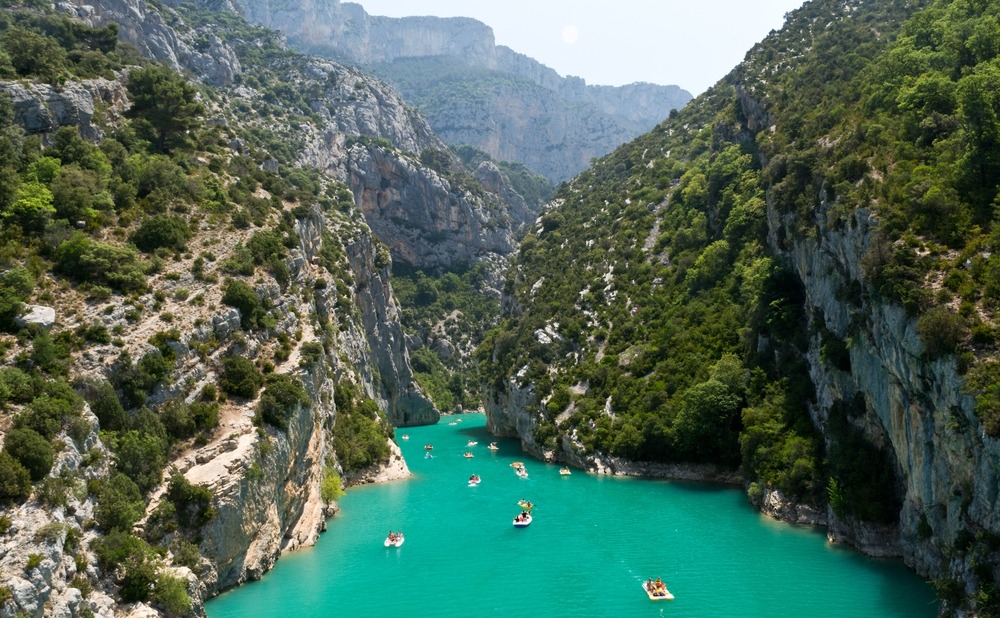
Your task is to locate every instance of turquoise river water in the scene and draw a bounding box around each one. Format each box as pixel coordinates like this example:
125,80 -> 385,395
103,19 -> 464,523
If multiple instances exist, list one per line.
206,413 -> 939,617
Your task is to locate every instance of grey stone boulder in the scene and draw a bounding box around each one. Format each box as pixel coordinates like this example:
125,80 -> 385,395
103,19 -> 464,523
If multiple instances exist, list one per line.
15,305 -> 56,330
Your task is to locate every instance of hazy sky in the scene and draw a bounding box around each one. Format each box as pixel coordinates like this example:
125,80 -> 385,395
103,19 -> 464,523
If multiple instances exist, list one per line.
354,1 -> 806,95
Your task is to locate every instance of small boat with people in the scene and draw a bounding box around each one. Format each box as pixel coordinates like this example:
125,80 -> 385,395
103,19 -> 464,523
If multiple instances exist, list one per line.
487,442 -> 499,451
513,511 -> 532,528
515,467 -> 528,478
424,444 -> 433,450
468,474 -> 481,486
559,467 -> 571,475
467,440 -> 478,447
643,578 -> 673,600
384,531 -> 405,547
401,434 -> 409,440
517,499 -> 533,510
463,452 -> 474,458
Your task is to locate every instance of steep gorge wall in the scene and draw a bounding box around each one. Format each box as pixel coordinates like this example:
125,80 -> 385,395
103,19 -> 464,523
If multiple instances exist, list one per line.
228,0 -> 692,181
765,192 -> 1000,576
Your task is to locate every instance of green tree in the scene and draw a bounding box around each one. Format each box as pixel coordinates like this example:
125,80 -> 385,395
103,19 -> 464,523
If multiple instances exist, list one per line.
109,429 -> 167,494
95,473 -> 145,532
125,64 -> 205,153
2,181 -> 55,233
1,27 -> 66,81
673,380 -> 742,466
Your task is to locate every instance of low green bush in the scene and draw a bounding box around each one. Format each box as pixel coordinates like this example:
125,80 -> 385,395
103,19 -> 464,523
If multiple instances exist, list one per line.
219,355 -> 262,399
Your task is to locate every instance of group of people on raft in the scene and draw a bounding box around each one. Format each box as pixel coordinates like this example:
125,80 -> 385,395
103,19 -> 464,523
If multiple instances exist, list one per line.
645,578 -> 668,597
514,511 -> 531,523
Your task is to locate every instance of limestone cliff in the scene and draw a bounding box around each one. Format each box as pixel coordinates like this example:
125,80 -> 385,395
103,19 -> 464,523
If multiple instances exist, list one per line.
76,0 -> 527,271
226,0 -> 693,181
0,0 -> 512,613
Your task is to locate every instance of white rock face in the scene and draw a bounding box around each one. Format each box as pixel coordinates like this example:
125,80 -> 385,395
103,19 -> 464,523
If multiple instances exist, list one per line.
14,305 -> 56,330
765,184 -> 1000,581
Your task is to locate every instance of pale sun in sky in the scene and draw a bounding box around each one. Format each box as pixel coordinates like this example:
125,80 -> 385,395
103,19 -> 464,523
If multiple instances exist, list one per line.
561,24 -> 579,44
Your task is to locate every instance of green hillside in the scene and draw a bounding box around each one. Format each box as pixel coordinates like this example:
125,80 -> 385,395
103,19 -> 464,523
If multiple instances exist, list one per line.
480,0 -> 1000,611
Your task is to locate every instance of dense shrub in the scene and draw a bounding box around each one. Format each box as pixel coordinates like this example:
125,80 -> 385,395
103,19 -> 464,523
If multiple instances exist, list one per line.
0,267 -> 34,332
219,355 -> 262,399
221,280 -> 268,330
92,529 -> 158,602
917,307 -> 966,359
107,429 -> 167,495
3,427 -> 54,481
78,377 -> 128,431
255,373 -> 309,430
112,350 -> 173,409
165,472 -> 214,529
332,382 -> 389,471
0,367 -> 35,405
55,232 -> 147,292
131,214 -> 191,252
0,451 -> 31,503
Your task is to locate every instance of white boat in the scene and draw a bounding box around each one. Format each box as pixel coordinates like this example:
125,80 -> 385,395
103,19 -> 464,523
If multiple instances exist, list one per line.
384,533 -> 404,548
559,467 -> 571,475
516,468 -> 528,478
642,580 -> 673,600
513,512 -> 532,528
401,434 -> 409,440
487,442 -> 499,451
464,452 -> 474,458
467,440 -> 478,447
468,475 -> 481,486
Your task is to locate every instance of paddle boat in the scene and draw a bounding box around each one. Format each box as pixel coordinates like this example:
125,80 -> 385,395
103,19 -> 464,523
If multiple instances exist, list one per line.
401,434 -> 409,440
517,499 -> 533,510
487,442 -> 499,451
424,444 -> 433,450
513,511 -> 532,528
510,461 -> 524,468
467,440 -> 478,447
468,474 -> 481,486
559,467 -> 571,475
384,532 -> 405,547
642,578 -> 673,600
463,452 -> 474,458
516,467 -> 528,478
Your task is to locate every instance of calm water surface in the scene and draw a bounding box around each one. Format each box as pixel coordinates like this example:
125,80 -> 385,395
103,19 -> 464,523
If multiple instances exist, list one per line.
206,413 -> 939,617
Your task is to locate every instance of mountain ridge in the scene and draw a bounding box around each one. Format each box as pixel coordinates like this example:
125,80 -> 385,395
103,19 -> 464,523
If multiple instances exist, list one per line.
228,0 -> 693,180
